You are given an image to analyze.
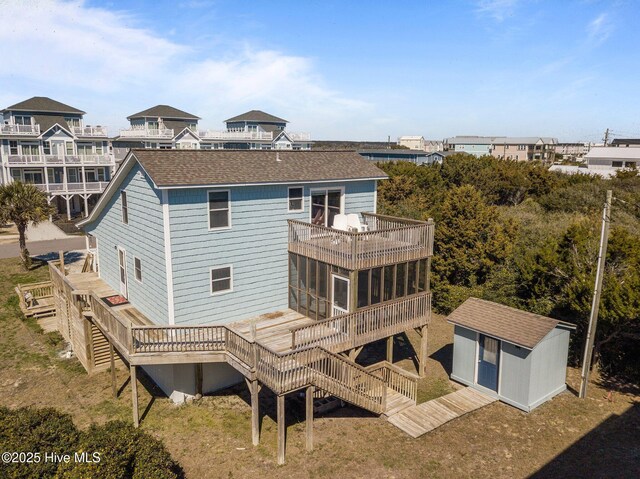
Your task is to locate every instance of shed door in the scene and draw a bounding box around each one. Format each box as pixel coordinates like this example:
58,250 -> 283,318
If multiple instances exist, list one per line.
477,334 -> 500,392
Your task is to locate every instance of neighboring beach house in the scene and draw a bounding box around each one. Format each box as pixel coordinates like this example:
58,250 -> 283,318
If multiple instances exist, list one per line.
0,96 -> 115,218
44,149 -> 434,463
112,108 -> 312,161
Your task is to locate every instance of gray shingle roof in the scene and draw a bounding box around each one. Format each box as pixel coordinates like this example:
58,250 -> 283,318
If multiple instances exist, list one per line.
225,110 -> 288,124
127,105 -> 200,120
132,149 -> 387,187
447,298 -> 573,349
3,96 -> 85,115
34,115 -> 73,135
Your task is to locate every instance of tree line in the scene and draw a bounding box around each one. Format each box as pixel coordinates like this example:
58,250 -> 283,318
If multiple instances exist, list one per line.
377,154 -> 640,383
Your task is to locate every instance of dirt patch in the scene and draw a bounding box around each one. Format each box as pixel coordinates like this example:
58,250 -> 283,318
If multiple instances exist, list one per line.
0,257 -> 638,478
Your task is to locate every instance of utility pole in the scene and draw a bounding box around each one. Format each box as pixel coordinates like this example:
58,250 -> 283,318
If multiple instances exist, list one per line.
579,190 -> 612,399
603,128 -> 610,146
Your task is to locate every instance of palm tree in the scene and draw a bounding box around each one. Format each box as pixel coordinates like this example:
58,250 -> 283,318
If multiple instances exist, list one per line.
0,182 -> 56,269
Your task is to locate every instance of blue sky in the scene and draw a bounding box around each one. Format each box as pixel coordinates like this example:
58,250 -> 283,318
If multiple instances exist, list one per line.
0,0 -> 638,141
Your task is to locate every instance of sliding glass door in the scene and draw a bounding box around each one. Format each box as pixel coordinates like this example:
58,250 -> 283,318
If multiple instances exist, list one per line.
311,190 -> 342,227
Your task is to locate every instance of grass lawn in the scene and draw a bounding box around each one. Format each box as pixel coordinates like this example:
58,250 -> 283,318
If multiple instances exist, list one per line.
0,256 -> 638,478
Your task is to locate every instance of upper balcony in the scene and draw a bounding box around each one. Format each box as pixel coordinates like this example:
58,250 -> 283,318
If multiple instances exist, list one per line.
199,129 -> 274,141
288,213 -> 434,270
34,182 -> 110,194
1,124 -> 40,136
72,126 -> 108,137
287,132 -> 311,141
7,154 -> 114,166
119,127 -> 174,139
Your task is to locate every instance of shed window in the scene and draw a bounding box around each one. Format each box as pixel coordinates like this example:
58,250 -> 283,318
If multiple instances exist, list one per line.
482,337 -> 499,365
121,191 -> 128,224
211,266 -> 233,294
208,191 -> 230,229
288,187 -> 303,212
134,257 -> 142,282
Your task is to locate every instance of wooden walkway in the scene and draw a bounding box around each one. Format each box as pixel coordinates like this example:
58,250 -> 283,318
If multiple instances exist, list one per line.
387,387 -> 497,438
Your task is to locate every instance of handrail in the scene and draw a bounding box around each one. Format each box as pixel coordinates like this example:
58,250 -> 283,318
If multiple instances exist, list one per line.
288,213 -> 433,269
366,360 -> 418,403
290,292 -> 431,350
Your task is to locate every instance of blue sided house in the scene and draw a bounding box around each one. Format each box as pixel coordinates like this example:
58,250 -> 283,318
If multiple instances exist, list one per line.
67,148 -> 434,440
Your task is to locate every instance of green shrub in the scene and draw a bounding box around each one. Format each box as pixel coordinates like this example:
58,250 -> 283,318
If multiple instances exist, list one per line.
58,421 -> 184,479
0,406 -> 80,479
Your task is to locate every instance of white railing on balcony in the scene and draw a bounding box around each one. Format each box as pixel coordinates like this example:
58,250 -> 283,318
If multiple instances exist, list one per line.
72,126 -> 108,137
287,132 -> 311,141
119,127 -> 174,138
6,155 -> 114,166
34,182 -> 109,194
199,129 -> 273,141
1,124 -> 40,135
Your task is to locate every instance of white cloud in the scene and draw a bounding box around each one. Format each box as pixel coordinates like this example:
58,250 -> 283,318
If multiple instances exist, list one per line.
475,0 -> 519,22
0,0 -> 369,133
587,13 -> 613,45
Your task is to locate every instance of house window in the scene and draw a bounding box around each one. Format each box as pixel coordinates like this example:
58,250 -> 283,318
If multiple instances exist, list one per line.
65,142 -> 74,155
95,143 -> 103,155
97,167 -> 106,181
134,257 -> 142,282
612,161 -> 623,168
43,141 -> 51,155
121,191 -> 128,224
65,117 -> 80,127
14,115 -> 31,126
288,187 -> 303,212
9,141 -> 18,155
208,190 -> 230,229
211,266 -> 233,295
23,169 -> 43,184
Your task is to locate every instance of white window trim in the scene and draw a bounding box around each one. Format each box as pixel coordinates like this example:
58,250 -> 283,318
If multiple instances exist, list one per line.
134,256 -> 143,283
309,186 -> 345,225
121,190 -> 129,225
207,189 -> 232,231
287,186 -> 304,213
210,265 -> 233,296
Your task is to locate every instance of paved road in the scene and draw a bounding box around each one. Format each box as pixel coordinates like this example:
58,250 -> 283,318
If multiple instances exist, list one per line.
0,237 -> 86,259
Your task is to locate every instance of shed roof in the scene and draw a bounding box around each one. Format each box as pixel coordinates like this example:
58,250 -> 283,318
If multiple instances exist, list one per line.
225,110 -> 288,123
132,149 -> 388,187
447,298 -> 574,349
127,105 -> 200,120
3,96 -> 85,115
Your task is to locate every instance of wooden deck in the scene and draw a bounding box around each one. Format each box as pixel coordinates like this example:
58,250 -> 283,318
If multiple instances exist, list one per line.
387,387 -> 497,438
288,213 -> 434,270
228,309 -> 313,353
65,271 -> 153,326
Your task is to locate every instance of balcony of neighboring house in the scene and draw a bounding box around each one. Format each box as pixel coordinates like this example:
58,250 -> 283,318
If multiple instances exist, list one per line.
32,181 -> 109,195
6,154 -> 114,166
119,126 -> 174,139
1,123 -> 40,135
287,132 -> 311,141
199,128 -> 274,141
288,212 -> 434,270
72,125 -> 108,137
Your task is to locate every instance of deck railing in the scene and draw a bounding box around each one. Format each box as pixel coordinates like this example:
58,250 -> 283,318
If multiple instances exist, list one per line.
199,130 -> 273,140
366,361 -> 419,404
131,325 -> 226,354
72,126 -> 108,137
290,292 -> 431,350
0,124 -> 40,135
119,127 -> 174,138
7,154 -> 114,165
288,213 -> 433,269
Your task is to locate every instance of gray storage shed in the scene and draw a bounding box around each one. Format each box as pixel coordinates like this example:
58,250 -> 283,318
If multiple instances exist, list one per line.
448,298 -> 575,412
